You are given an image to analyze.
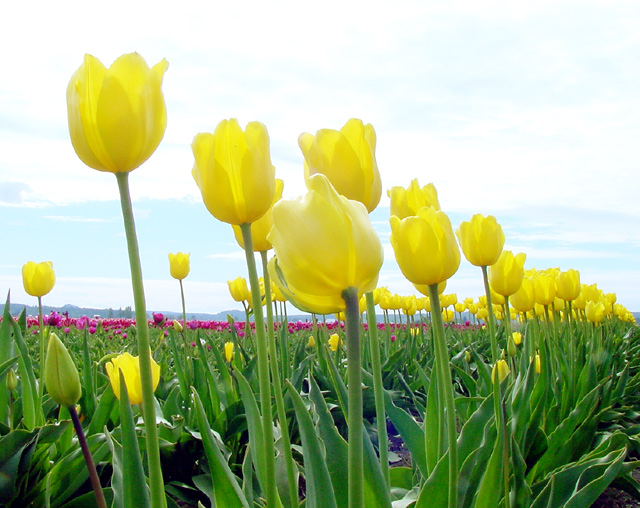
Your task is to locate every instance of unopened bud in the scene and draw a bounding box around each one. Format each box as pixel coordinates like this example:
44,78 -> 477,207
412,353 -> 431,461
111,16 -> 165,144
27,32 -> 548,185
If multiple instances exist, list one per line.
45,333 -> 82,407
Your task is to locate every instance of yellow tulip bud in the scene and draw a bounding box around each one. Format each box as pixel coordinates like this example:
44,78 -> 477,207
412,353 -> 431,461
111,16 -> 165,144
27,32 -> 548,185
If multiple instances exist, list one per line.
168,252 -> 190,280
192,119 -> 275,225
533,273 -> 556,306
232,179 -> 284,252
531,354 -> 541,374
585,300 -> 605,324
555,269 -> 581,302
307,335 -> 316,348
44,333 -> 82,407
511,331 -> 522,346
299,118 -> 381,213
228,277 -> 251,303
328,333 -> 342,352
492,359 -> 510,384
105,352 -> 160,405
390,207 -> 460,286
456,214 -> 505,267
22,261 -> 55,298
224,342 -> 235,363
172,319 -> 183,332
489,251 -> 526,297
388,179 -> 440,219
268,174 -> 383,314
67,53 -> 168,173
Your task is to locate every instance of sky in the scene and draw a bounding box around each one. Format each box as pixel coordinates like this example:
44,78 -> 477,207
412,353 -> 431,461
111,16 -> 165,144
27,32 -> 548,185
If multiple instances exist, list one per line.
1,0 -> 639,315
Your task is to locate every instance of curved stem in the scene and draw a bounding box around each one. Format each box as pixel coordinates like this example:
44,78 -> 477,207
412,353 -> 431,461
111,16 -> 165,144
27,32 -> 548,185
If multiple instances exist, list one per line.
240,223 -> 278,508
116,172 -> 166,508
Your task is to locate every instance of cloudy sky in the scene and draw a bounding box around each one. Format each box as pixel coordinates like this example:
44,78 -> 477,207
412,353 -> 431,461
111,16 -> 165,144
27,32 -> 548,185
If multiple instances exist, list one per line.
1,0 -> 639,315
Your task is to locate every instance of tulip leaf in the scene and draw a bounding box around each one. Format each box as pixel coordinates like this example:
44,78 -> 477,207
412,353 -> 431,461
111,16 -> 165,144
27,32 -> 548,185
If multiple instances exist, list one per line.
0,292 -> 15,425
9,313 -> 38,430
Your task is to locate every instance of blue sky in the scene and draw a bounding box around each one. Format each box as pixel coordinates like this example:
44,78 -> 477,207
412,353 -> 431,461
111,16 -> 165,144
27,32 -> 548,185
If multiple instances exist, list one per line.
1,0 -> 639,313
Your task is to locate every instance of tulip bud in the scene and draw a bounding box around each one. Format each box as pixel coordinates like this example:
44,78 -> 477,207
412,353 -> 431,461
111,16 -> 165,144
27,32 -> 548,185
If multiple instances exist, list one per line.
492,359 -> 510,384
328,333 -> 342,352
168,252 -> 191,280
44,333 -> 82,407
511,331 -> 522,346
22,261 -> 56,298
172,319 -> 183,332
224,342 -> 234,363
6,368 -> 18,392
464,350 -> 472,364
507,336 -> 517,358
307,335 -> 316,348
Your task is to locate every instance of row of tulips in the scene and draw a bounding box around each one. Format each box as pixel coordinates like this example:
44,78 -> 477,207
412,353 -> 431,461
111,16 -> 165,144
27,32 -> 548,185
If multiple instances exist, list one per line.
2,50 -> 638,508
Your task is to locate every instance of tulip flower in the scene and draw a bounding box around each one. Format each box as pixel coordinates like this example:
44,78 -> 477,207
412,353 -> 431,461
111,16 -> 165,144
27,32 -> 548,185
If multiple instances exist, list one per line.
390,207 -> 460,286
511,277 -> 535,314
299,118 -> 381,212
328,333 -> 342,352
44,333 -> 81,408
168,252 -> 190,280
585,300 -> 605,324
492,359 -> 510,384
22,261 -> 55,298
105,352 -> 160,405
388,179 -> 440,219
489,251 -> 526,297
556,269 -> 581,302
307,335 -> 316,348
232,179 -> 284,252
67,53 -> 168,173
224,342 -> 235,363
267,174 -> 383,314
456,214 -> 505,267
192,119 -> 275,225
533,272 -> 556,307
511,331 -> 522,345
228,276 -> 251,303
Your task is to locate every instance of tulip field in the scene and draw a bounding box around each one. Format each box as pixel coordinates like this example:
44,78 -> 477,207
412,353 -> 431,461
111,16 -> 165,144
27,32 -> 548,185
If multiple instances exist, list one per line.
3,50 -> 640,508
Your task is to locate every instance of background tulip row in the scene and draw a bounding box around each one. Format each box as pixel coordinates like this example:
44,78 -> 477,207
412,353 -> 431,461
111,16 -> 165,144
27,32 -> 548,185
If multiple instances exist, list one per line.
1,51 -> 639,508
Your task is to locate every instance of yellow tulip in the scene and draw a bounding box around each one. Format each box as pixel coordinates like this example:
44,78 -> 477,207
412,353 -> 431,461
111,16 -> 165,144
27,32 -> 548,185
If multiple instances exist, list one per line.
267,174 -> 383,314
390,207 -> 460,286
228,276 -> 251,303
388,179 -> 440,219
511,277 -> 535,314
511,331 -> 522,345
232,179 -> 284,252
192,119 -> 275,225
44,333 -> 81,407
492,359 -> 510,384
224,342 -> 235,363
585,300 -> 605,324
299,118 -> 381,212
456,214 -> 505,267
555,269 -> 581,302
442,308 -> 455,322
67,53 -> 168,173
328,333 -> 343,352
307,335 -> 316,348
489,251 -> 526,297
168,252 -> 190,280
105,352 -> 160,405
22,261 -> 55,298
533,272 -> 556,306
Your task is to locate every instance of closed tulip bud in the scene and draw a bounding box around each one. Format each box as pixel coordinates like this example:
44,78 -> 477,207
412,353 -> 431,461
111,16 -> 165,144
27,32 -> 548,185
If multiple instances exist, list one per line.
172,319 -> 183,332
105,352 -> 160,405
168,252 -> 190,280
228,276 -> 251,303
390,207 -> 460,286
489,251 -> 526,297
232,179 -> 284,252
22,261 -> 55,298
328,333 -> 342,352
492,359 -> 510,384
388,179 -> 440,219
464,350 -> 472,363
192,119 -> 275,225
268,174 -> 383,314
307,335 -> 316,348
6,368 -> 17,392
299,118 -> 381,213
224,342 -> 235,363
511,277 -> 535,314
44,333 -> 81,407
532,354 -> 541,374
555,269 -> 581,302
585,300 -> 605,324
533,273 -> 556,306
67,53 -> 168,173
507,336 -> 517,358
511,331 -> 522,346
456,214 -> 505,267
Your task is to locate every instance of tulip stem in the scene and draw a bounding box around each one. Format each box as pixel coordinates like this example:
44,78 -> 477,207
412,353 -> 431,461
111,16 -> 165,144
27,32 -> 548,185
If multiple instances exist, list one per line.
365,291 -> 390,487
179,279 -> 189,349
481,266 -> 500,363
427,284 -> 457,508
261,250 -> 298,508
116,172 -> 166,508
240,223 -> 278,508
69,404 -> 107,508
37,296 -> 45,426
343,287 -> 364,508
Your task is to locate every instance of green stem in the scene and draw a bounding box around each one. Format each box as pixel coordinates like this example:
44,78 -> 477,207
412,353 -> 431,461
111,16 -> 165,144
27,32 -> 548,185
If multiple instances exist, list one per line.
37,296 -> 45,426
481,266 -> 500,363
427,284 -> 458,508
115,172 -> 166,508
343,287 -> 364,508
261,250 -> 298,508
365,291 -> 389,487
69,405 -> 107,508
179,279 -> 188,345
240,223 -> 278,508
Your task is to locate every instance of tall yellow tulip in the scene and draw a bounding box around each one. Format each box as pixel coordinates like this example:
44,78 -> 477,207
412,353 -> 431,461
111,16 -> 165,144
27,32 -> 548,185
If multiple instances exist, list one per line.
192,119 -> 275,225
456,214 -> 505,267
556,269 -> 581,302
533,272 -> 556,307
22,261 -> 55,298
390,207 -> 460,286
105,352 -> 160,405
489,251 -> 526,297
67,53 -> 168,173
585,300 -> 605,324
227,276 -> 251,303
299,118 -> 381,212
168,252 -> 190,280
388,179 -> 440,219
510,277 -> 535,314
232,179 -> 284,251
267,174 -> 383,314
